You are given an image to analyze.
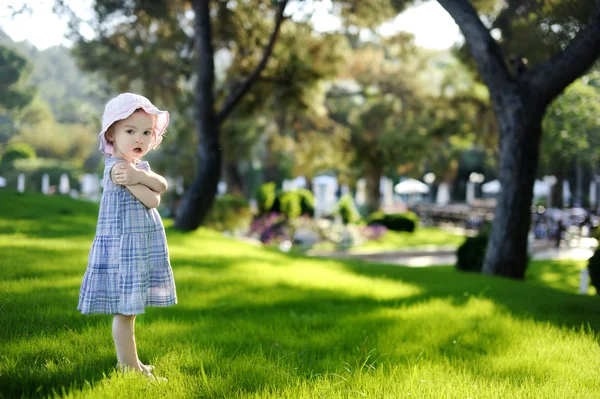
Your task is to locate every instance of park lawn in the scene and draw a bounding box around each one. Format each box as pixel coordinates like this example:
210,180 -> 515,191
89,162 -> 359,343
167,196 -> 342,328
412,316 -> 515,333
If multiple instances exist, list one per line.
1,190 -> 599,399
526,259 -> 597,295
357,227 -> 465,252
311,227 -> 465,254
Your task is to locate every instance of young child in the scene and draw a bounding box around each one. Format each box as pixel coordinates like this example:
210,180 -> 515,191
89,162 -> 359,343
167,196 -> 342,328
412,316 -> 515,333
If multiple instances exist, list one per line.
77,93 -> 177,381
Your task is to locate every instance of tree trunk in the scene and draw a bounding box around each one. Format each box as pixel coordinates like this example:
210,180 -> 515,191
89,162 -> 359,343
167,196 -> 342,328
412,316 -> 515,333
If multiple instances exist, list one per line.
438,0 -> 600,279
365,164 -> 382,215
174,0 -> 219,230
174,0 -> 288,231
482,91 -> 543,279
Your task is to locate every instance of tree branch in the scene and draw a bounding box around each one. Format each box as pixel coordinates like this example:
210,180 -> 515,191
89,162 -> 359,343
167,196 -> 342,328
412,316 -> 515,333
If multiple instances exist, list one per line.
526,0 -> 600,105
437,0 -> 513,96
215,0 -> 289,125
193,0 -> 216,131
257,76 -> 294,86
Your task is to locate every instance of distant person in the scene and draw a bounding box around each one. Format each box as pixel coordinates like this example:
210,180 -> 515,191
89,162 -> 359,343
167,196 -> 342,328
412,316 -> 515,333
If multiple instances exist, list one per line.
77,93 -> 176,382
556,218 -> 564,248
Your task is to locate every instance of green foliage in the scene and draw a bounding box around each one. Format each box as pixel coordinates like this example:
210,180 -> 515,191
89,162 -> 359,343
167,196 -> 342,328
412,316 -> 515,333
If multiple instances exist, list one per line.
297,188 -> 315,216
279,189 -> 315,219
456,231 -> 489,273
280,191 -> 302,219
0,34 -> 100,125
0,142 -> 36,171
257,182 -> 277,215
368,211 -> 418,232
335,194 -> 360,224
327,40 -> 448,212
27,46 -> 102,124
4,158 -> 81,192
203,194 -> 252,233
0,46 -> 35,111
587,248 -> 600,295
541,78 -> 600,172
6,96 -> 100,169
490,1 -> 594,67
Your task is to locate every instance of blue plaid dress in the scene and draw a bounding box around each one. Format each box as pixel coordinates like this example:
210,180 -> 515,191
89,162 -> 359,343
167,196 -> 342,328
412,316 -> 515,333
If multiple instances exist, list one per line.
78,156 -> 177,315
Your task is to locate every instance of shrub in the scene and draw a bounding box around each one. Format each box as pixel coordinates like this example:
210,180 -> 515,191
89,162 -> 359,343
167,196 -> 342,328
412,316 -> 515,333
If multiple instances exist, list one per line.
279,189 -> 315,219
249,212 -> 289,244
4,158 -> 81,192
296,188 -> 315,216
455,231 -> 489,273
280,191 -> 302,219
587,248 -> 600,294
367,211 -> 419,232
0,143 -> 36,171
256,182 -> 276,215
335,194 -> 360,224
204,194 -> 252,233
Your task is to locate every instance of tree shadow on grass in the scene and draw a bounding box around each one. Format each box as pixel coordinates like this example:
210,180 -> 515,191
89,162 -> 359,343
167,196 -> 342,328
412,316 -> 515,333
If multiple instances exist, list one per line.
1,276 -> 513,398
335,258 -> 600,333
1,245 -> 87,281
526,260 -> 596,295
3,234 -> 600,397
136,284 -> 517,398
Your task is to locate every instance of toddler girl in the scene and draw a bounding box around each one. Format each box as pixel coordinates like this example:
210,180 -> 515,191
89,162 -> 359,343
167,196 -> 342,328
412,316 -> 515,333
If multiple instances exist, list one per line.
78,93 -> 177,381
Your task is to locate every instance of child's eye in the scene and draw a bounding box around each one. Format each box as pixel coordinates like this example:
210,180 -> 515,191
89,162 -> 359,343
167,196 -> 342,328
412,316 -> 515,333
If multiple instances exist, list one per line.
143,131 -> 152,136
126,129 -> 134,134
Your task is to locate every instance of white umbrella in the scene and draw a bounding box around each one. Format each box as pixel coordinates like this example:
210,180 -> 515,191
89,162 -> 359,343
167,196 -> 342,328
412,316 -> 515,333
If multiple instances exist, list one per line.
482,179 -> 501,194
394,178 -> 429,194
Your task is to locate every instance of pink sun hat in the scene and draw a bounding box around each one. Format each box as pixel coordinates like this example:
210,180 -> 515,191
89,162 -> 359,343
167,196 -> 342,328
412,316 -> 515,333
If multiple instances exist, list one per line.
98,92 -> 170,155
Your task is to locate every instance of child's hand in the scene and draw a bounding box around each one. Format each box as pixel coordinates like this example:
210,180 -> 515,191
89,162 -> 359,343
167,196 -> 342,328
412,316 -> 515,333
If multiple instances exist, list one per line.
113,163 -> 141,186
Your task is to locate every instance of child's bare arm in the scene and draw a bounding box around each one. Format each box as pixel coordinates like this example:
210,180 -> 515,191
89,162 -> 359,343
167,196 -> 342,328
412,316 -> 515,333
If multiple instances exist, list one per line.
111,163 -> 161,208
136,170 -> 168,194
113,163 -> 168,194
124,184 -> 161,209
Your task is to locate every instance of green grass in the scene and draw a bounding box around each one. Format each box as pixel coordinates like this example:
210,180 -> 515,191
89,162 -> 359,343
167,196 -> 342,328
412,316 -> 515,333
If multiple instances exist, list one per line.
527,259 -> 597,295
1,190 -> 599,398
357,227 -> 465,251
312,227 -> 465,253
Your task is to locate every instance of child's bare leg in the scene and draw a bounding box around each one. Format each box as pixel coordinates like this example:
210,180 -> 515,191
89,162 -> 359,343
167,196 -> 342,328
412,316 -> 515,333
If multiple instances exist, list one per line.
129,316 -> 154,372
112,313 -> 143,372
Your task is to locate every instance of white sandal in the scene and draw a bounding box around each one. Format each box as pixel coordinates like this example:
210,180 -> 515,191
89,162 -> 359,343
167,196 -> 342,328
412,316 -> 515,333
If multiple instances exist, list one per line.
115,362 -> 167,383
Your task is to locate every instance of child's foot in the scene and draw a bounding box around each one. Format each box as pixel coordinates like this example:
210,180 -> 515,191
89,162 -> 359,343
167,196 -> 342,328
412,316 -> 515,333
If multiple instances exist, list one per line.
115,362 -> 166,383
142,369 -> 168,383
140,362 -> 155,373
115,362 -> 143,373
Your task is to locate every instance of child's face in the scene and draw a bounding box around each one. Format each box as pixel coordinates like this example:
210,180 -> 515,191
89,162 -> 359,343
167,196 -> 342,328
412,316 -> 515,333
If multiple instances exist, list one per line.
106,111 -> 155,161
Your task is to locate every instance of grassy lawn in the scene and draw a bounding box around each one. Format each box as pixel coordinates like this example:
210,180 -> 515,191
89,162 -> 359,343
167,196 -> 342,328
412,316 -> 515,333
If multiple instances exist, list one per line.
311,227 -> 466,253
357,227 -> 465,251
1,190 -> 599,398
527,259 -> 597,295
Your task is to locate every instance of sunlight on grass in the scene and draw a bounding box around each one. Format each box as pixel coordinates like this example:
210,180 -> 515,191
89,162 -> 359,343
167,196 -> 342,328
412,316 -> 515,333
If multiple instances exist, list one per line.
1,191 -> 600,398
357,226 -> 465,251
312,226 -> 465,253
527,260 -> 597,295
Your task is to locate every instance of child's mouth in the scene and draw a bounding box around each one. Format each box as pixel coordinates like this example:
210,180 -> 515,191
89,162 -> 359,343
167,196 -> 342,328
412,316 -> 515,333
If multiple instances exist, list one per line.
133,148 -> 142,154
